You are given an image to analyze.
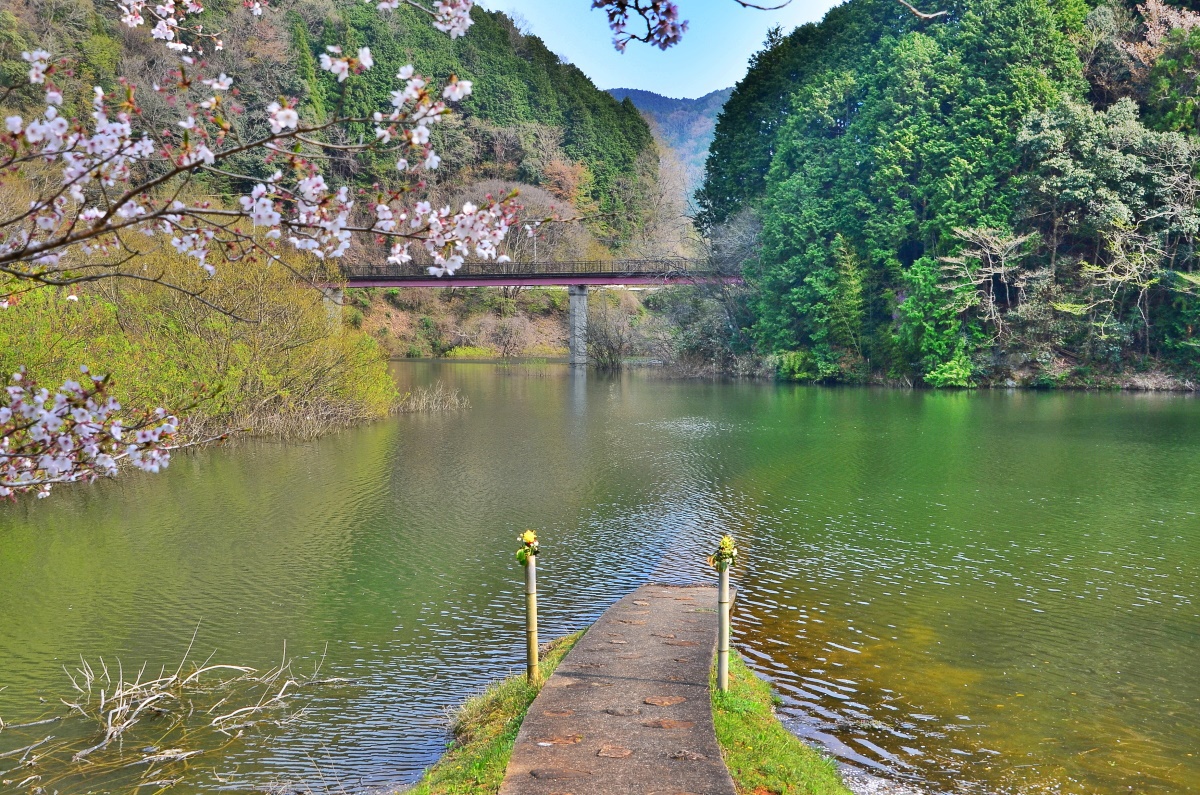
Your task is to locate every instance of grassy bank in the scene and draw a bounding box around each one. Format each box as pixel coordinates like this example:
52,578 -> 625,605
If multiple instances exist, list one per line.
406,636 -> 851,795
713,651 -> 852,795
406,632 -> 584,795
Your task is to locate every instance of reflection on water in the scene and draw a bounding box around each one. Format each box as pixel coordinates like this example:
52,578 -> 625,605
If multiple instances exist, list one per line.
1,363 -> 1197,794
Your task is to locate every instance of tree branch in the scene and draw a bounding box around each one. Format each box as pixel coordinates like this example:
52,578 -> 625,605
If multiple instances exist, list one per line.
895,0 -> 950,20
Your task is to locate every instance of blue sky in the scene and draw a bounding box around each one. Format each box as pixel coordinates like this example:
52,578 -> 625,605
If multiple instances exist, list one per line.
475,0 -> 842,98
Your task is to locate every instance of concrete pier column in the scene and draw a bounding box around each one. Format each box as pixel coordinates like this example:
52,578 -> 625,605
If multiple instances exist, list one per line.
567,284 -> 588,367
321,287 -> 344,332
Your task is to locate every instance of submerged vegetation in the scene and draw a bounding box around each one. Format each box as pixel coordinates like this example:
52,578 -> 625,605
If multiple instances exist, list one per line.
695,0 -> 1200,387
397,381 -> 471,413
0,642 -> 346,793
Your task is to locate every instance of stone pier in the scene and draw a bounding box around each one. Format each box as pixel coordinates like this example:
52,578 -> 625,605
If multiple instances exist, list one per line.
498,584 -> 737,795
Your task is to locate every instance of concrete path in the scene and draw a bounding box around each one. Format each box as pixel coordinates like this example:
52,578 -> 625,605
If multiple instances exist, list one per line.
498,583 -> 737,795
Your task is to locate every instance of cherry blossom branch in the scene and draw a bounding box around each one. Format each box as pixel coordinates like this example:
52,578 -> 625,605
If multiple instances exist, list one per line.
733,1 -> 793,9
590,0 -> 795,52
0,0 -> 492,500
1,43 -> 514,304
0,369 -> 191,499
592,1 -> 689,51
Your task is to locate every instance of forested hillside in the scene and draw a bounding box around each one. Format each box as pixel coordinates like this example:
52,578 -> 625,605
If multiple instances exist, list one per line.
0,1 -> 657,239
699,0 -> 1200,387
608,87 -> 732,196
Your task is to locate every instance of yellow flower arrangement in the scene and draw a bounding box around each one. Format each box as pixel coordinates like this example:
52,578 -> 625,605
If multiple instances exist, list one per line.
707,534 -> 738,571
516,529 -> 540,565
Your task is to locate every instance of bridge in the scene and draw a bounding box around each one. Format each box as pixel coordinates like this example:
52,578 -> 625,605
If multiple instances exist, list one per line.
333,258 -> 741,366
339,258 -> 737,288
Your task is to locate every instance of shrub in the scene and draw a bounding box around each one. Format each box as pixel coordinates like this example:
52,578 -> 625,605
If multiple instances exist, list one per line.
0,248 -> 397,438
444,345 -> 494,358
924,349 -> 975,388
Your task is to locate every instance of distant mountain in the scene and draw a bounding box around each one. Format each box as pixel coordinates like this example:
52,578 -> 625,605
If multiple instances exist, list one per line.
608,87 -> 733,199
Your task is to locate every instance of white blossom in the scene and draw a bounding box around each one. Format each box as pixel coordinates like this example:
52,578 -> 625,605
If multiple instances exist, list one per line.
432,0 -> 475,39
22,50 -> 52,84
267,102 -> 299,133
0,371 -> 178,499
442,78 -> 472,102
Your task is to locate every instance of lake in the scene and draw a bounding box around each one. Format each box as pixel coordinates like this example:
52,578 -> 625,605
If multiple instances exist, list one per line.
1,362 -> 1197,794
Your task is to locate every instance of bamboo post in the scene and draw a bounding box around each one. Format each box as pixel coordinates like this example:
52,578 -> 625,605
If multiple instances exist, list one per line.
717,562 -> 730,692
525,552 -> 539,683
517,530 -> 541,684
708,534 -> 738,693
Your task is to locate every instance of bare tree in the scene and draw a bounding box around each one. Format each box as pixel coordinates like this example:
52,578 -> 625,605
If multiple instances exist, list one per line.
940,227 -> 1043,338
485,315 -> 533,358
624,127 -> 700,259
587,292 -> 639,370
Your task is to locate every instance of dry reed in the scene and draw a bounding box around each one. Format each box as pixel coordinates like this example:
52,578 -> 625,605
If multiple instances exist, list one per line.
395,381 -> 470,413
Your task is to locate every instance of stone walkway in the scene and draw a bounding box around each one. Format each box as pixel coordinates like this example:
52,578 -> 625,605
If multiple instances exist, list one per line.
498,583 -> 737,795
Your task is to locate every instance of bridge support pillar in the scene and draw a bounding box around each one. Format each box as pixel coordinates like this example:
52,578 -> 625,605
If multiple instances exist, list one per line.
567,285 -> 588,367
321,287 -> 344,332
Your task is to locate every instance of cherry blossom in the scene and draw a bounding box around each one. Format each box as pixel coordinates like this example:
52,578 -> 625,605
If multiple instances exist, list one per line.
432,0 -> 476,38
1,43 -> 514,297
592,0 -> 688,51
0,368 -> 180,500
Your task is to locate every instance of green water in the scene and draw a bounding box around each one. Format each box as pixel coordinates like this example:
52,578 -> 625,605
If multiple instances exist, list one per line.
1,363 -> 1197,794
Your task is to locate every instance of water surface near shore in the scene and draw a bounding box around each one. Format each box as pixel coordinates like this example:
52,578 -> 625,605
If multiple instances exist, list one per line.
0,363 -> 1197,794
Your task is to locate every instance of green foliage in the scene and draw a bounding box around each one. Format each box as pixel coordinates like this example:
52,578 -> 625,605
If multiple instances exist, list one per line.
1145,26 -> 1200,135
517,287 -> 568,315
924,347 -> 975,387
1018,98 -> 1200,366
827,236 -> 866,354
288,11 -> 328,121
703,0 -> 1200,384
0,251 -> 397,436
483,293 -> 517,317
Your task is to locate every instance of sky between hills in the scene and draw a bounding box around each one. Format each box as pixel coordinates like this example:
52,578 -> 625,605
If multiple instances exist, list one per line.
477,0 -> 842,98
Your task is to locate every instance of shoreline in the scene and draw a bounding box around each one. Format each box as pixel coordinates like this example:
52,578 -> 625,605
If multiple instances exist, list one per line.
392,356 -> 1199,393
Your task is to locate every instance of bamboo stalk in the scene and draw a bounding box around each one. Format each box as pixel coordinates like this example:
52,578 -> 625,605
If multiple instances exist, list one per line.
718,565 -> 731,693
525,555 -> 539,684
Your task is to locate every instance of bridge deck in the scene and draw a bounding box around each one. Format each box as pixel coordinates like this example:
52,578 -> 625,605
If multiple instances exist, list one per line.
339,259 -> 739,288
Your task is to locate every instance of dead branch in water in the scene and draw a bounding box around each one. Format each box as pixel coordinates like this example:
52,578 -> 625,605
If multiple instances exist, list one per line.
0,638 -> 352,792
